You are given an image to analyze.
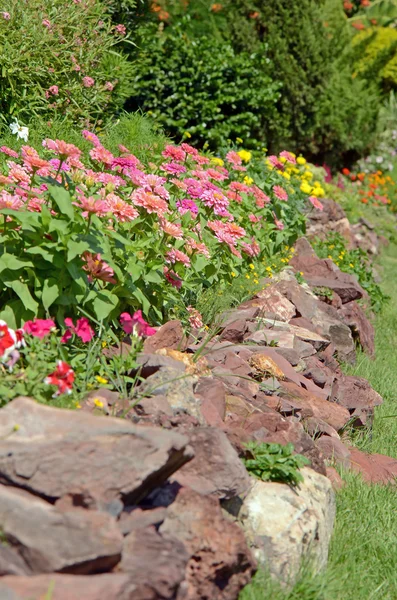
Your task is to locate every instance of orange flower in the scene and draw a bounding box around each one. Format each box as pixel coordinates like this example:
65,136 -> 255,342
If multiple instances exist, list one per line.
249,11 -> 259,19
352,21 -> 365,30
342,168 -> 350,176
361,198 -> 368,204
211,3 -> 223,12
357,173 -> 365,181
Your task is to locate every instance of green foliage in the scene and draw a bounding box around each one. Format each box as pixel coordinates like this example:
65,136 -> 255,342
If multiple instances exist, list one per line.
127,18 -> 281,150
242,441 -> 310,487
312,232 -> 389,312
0,0 -> 133,127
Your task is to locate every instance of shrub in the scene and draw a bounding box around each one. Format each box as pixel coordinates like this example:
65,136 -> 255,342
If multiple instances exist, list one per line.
126,18 -> 281,150
0,0 -> 133,128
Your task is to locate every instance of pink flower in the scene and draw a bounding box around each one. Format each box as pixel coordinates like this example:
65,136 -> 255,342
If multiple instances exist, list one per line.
0,146 -> 18,158
187,306 -> 204,329
162,145 -> 186,162
159,218 -> 184,239
131,188 -> 169,216
89,146 -> 114,166
280,150 -> 296,165
8,164 -> 30,185
207,220 -> 246,246
273,185 -> 288,201
250,185 -> 271,208
42,19 -> 52,28
272,212 -> 285,231
268,155 -> 284,170
176,198 -> 199,217
185,238 -> 211,258
104,81 -> 114,91
61,317 -> 94,343
49,158 -> 70,172
43,139 -> 81,159
1,12 -> 10,20
112,155 -> 141,171
82,130 -> 101,147
181,143 -> 199,157
0,191 -> 24,211
161,162 -> 186,175
166,248 -> 191,267
23,318 -> 56,339
120,311 -> 156,337
114,24 -> 126,35
83,253 -> 117,284
76,194 -> 109,216
309,196 -> 324,211
105,193 -> 139,222
184,178 -> 204,198
226,151 -> 242,166
164,267 -> 182,289
206,168 -> 227,181
44,361 -> 75,396
249,214 -> 260,223
201,189 -> 230,216
82,76 -> 95,88
47,85 -> 59,96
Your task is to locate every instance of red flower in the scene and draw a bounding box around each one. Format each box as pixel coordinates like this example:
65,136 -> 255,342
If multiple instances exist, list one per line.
119,311 -> 156,337
342,168 -> 350,176
61,317 -> 94,343
0,324 -> 16,359
44,361 -> 75,396
23,318 -> 56,339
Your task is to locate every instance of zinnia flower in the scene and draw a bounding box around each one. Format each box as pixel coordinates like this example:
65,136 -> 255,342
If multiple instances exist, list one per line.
76,195 -> 109,217
309,196 -> 324,211
119,311 -> 156,337
43,138 -> 81,159
0,146 -> 19,158
105,193 -> 139,222
176,198 -> 199,217
162,145 -> 186,162
165,248 -> 191,267
82,130 -> 101,147
131,188 -> 169,216
273,185 -> 288,201
44,361 -> 75,396
159,218 -> 184,239
23,318 -> 56,339
280,150 -> 296,165
164,267 -> 182,289
187,306 -> 204,329
83,253 -> 117,284
82,76 -> 95,88
89,145 -> 114,166
114,23 -> 126,35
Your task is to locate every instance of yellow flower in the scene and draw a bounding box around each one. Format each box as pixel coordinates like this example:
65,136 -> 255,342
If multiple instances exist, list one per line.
253,279 -> 259,284
338,254 -> 344,260
244,176 -> 254,185
249,264 -> 255,270
302,171 -> 313,180
95,375 -> 108,385
211,157 -> 224,167
300,182 -> 312,195
101,341 -> 107,348
349,263 -> 354,268
76,403 -> 82,409
328,255 -> 333,259
311,187 -> 325,197
329,244 -> 335,250
13,424 -> 20,432
245,274 -> 251,279
183,131 -> 192,138
299,271 -> 304,276
297,156 -> 307,165
236,137 -> 243,144
231,271 -> 236,277
237,149 -> 252,163
266,266 -> 272,272
282,172 -> 291,180
93,398 -> 104,408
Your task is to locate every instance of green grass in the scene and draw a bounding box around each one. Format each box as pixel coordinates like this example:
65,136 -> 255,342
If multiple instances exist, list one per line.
240,242 -> 397,600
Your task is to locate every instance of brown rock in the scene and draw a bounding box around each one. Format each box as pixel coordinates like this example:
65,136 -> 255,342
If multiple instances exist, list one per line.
325,466 -> 345,490
249,353 -> 285,380
160,487 -> 256,600
220,319 -> 247,343
0,397 -> 193,511
240,287 -> 296,322
332,375 -> 383,411
143,320 -> 186,353
117,507 -> 167,536
195,377 -> 226,427
0,484 -> 122,575
303,417 -> 340,439
349,448 -> 397,484
290,238 -> 365,304
316,437 -> 351,469
120,527 -> 188,598
338,301 -> 375,356
221,307 -> 260,327
0,574 -> 138,600
173,427 -> 251,500
279,381 -> 350,431
136,353 -> 187,378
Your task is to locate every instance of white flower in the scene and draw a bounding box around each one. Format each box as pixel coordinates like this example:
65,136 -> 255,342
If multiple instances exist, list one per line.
9,119 -> 29,142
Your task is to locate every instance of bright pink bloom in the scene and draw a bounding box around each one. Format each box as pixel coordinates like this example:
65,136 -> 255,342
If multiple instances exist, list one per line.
89,145 -> 114,166
42,19 -> 52,28
226,151 -> 242,166
176,198 -> 199,217
249,214 -> 260,223
187,306 -> 204,329
273,185 -> 288,201
82,130 -> 101,146
251,185 -> 271,208
82,76 -> 95,88
83,253 -> 117,284
206,168 -> 227,181
207,220 -> 246,246
61,317 -> 94,343
181,143 -> 199,157
229,181 -> 250,193
1,12 -> 10,20
161,162 -> 186,175
119,311 -> 156,337
185,238 -> 211,258
44,361 -> 75,396
184,178 -> 204,198
8,164 -> 30,185
309,196 -> 324,211
23,318 -> 56,339
268,155 -> 284,170
0,191 -> 24,211
49,158 -> 70,172
162,145 -> 186,162
105,193 -> 139,222
112,155 -> 141,171
43,139 -> 81,159
47,85 -> 59,97
164,267 -> 182,289
0,146 -> 18,158
280,150 -> 296,165
227,190 -> 243,203
104,81 -> 114,91
76,195 -> 109,216
201,189 -> 230,216
166,248 -> 191,267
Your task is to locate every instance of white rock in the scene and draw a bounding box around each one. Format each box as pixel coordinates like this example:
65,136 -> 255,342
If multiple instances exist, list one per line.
233,468 -> 335,585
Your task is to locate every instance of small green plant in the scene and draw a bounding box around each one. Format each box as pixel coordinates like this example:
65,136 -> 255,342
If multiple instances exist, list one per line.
313,286 -> 334,299
242,441 -> 310,487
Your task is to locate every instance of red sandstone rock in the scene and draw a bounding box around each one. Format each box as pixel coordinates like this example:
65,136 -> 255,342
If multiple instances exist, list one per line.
143,320 -> 186,353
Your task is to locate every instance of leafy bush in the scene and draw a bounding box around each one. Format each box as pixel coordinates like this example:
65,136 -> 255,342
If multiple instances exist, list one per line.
126,18 -> 281,150
242,441 -> 310,487
312,232 -> 389,311
0,0 -> 133,127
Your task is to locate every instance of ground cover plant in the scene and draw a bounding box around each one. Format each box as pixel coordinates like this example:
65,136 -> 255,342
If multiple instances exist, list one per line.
243,442 -> 310,487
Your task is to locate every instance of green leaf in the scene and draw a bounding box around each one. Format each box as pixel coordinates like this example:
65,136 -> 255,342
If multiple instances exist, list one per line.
9,281 -> 39,314
0,254 -> 33,273
47,185 -> 75,221
42,278 -> 60,311
89,290 -> 119,320
67,239 -> 90,262
1,210 -> 40,231
25,246 -> 55,263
